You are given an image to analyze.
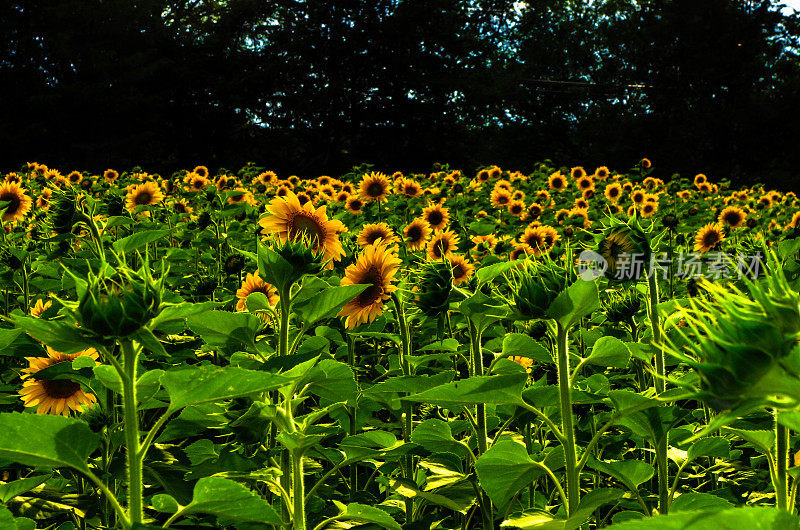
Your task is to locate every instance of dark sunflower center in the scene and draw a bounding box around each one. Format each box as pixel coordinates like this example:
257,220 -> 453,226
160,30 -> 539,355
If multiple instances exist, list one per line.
367,182 -> 384,197
609,188 -> 619,197
193,180 -> 204,189
1,191 -> 21,213
175,203 -> 187,213
511,205 -> 522,214
497,195 -> 509,204
543,234 -> 554,247
135,191 -> 152,205
405,185 -> 416,195
355,266 -> 383,307
297,194 -> 311,205
427,210 -> 443,226
289,213 -> 324,248
553,178 -> 563,188
406,225 -> 422,242
724,212 -> 741,225
452,264 -> 465,279
525,235 -> 543,248
350,199 -> 362,210
366,229 -> 388,245
703,231 -> 720,247
41,378 -> 81,399
432,238 -> 450,258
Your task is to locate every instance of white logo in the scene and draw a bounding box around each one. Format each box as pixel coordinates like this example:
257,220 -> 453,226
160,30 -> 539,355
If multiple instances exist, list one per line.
578,250 -> 607,281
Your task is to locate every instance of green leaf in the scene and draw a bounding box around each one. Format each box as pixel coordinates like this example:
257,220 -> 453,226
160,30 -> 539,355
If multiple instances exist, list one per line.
175,476 -> 282,526
161,365 -> 291,411
0,413 -> 99,473
186,310 -> 259,353
11,315 -> 97,354
587,457 -> 654,493
564,488 -> 626,530
687,437 -> 730,462
150,302 -> 220,333
606,506 -> 796,529
387,477 -> 474,513
0,327 -> 44,357
331,502 -> 402,530
477,261 -> 520,284
403,373 -> 527,408
339,430 -> 401,459
724,427 -> 775,456
411,419 -> 470,458
475,440 -> 540,508
459,291 -> 510,333
501,333 -> 552,364
293,284 -> 368,326
0,474 -> 50,503
112,229 -> 173,254
302,359 -> 357,405
584,336 -> 631,368
257,243 -> 295,292
671,492 -> 733,513
546,279 -> 600,329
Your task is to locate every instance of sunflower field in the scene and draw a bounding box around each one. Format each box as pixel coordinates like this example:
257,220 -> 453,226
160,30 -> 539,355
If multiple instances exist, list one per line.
2,160 -> 800,530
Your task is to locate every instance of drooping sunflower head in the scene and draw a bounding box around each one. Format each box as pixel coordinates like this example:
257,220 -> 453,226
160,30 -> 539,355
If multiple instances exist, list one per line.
404,218 -> 431,252
422,204 -> 450,230
358,223 -> 398,248
694,223 -> 725,254
359,172 -> 392,203
596,216 -> 651,283
259,190 -> 346,265
338,243 -> 401,329
604,289 -> 642,323
19,347 -> 99,416
513,258 -> 572,320
427,229 -> 460,261
0,181 -> 33,223
414,259 -> 455,317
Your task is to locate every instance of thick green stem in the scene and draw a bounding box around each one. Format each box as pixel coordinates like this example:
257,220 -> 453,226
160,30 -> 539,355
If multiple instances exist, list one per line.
120,340 -> 143,526
556,323 -> 579,516
646,271 -> 668,514
775,410 -> 790,511
347,338 -> 358,497
469,323 -> 488,454
278,291 -> 294,526
391,293 -> 415,524
292,452 -> 307,530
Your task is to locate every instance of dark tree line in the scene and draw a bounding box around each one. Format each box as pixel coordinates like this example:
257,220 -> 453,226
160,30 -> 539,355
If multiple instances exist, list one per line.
1,0 -> 799,185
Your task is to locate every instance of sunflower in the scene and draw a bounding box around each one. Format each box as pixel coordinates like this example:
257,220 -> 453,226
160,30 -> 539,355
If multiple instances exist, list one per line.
574,197 -> 589,210
216,175 -> 234,191
471,234 -> 497,258
528,202 -> 544,219
449,254 -> 474,284
276,186 -> 291,198
422,204 -> 450,230
758,195 -> 774,209
335,191 -> 351,203
255,171 -> 278,187
605,183 -> 622,202
125,181 -> 164,213
0,182 -> 32,223
296,191 -> 313,206
490,189 -> 512,208
236,271 -> 279,311
228,188 -> 255,205
510,244 -> 531,261
476,169 -> 491,183
427,229 -> 460,261
185,173 -> 210,191
346,196 -> 364,215
400,178 -> 422,198
338,243 -> 401,329
640,201 -> 658,218
171,198 -> 194,216
494,179 -> 513,192
640,158 -> 652,169
193,165 -> 209,178
30,299 -> 52,317
357,223 -> 398,248
36,188 -> 53,210
698,182 -> 712,194
631,189 -> 646,205
103,169 -> 119,182
19,347 -> 99,416
694,223 -> 726,253
5,172 -> 21,184
403,218 -> 431,251
599,230 -> 636,274
718,206 -> 746,228
317,175 -> 332,187
259,190 -> 346,265
582,189 -> 595,200
507,200 -> 526,217
548,172 -> 567,191
359,172 -> 391,203
790,212 -> 800,229
677,190 -> 692,201
570,167 -> 586,180
594,166 -> 610,180
693,174 -> 707,187
67,171 -> 83,185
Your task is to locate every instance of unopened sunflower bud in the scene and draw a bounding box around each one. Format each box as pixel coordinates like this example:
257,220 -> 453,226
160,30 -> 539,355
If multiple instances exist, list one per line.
414,260 -> 454,317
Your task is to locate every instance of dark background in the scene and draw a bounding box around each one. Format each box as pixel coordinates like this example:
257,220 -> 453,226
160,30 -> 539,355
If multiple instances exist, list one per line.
2,0 -> 799,185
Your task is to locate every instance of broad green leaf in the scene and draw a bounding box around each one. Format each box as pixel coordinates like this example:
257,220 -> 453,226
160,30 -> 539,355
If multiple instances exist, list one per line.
724,427 -> 775,455
459,291 -> 510,333
403,373 -> 527,408
257,243 -> 295,292
411,419 -> 470,458
0,474 -> 50,503
365,372 -> 456,396
0,327 -> 45,357
340,430 -> 400,459
293,284 -> 369,326
150,302 -> 220,333
587,457 -> 654,493
546,279 -> 600,329
585,336 -> 630,368
671,492 -> 733,513
387,477 -> 474,514
564,488 -> 626,530
175,476 -> 282,526
477,261 -> 520,284
330,502 -> 402,530
687,437 -> 730,462
501,333 -> 553,364
475,440 -> 540,508
161,365 -> 290,411
11,315 -> 97,354
112,229 -> 172,254
186,310 -> 259,353
0,413 -> 99,473
303,359 -> 357,405
607,506 -> 797,529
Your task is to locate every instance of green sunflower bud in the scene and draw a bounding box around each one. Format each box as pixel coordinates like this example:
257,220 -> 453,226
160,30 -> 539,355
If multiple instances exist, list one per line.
513,260 -> 571,320
604,289 -> 642,323
46,188 -> 82,235
414,260 -> 454,317
663,261 -> 800,411
78,266 -> 163,338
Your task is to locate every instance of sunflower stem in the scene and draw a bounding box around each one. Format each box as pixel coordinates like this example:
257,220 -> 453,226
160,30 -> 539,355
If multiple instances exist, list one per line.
646,269 -> 669,514
556,323 -> 579,517
391,293 -> 415,524
775,410 -> 790,511
120,339 -> 143,526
